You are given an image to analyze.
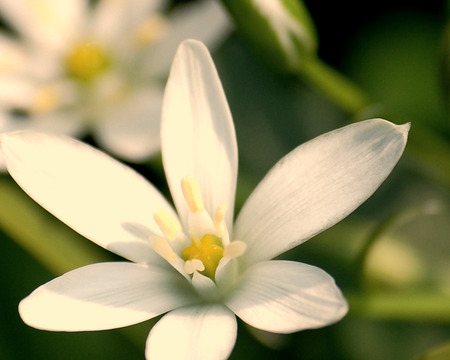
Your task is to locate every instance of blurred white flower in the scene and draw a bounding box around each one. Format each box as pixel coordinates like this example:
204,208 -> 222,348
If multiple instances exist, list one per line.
1,40 -> 409,360
0,0 -> 231,166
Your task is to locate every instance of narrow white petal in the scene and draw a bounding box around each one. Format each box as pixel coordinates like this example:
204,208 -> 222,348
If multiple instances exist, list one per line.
161,39 -> 237,230
1,131 -> 176,263
0,0 -> 86,51
235,119 -> 410,267
146,304 -> 237,360
19,262 -> 196,331
94,86 -> 163,162
147,0 -> 232,77
225,260 -> 348,333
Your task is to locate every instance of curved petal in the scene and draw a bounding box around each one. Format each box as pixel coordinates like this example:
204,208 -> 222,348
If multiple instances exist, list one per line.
161,39 -> 237,230
225,260 -> 348,333
94,86 -> 163,162
235,119 -> 410,267
146,0 -> 232,77
146,304 -> 237,360
1,131 -> 176,264
19,262 -> 196,331
0,0 -> 86,51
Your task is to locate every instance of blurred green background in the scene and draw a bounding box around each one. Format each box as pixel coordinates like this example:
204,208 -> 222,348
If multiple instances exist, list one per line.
1,0 -> 449,359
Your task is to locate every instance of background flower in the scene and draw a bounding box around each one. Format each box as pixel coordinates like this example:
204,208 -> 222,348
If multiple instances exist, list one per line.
0,0 -> 231,166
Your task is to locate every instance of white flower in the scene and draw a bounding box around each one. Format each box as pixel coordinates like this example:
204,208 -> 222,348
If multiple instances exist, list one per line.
0,39 -> 410,360
0,0 -> 231,166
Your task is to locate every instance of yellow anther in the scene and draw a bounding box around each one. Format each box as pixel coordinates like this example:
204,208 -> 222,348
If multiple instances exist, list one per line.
213,204 -> 227,237
31,86 -> 59,114
184,259 -> 205,275
133,14 -> 168,46
224,241 -> 247,259
182,234 -> 224,280
65,41 -> 110,83
151,236 -> 177,262
181,176 -> 204,213
153,208 -> 181,241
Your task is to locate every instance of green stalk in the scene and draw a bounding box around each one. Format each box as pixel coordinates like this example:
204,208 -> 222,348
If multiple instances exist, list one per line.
299,56 -> 371,114
347,291 -> 450,322
0,176 -> 109,274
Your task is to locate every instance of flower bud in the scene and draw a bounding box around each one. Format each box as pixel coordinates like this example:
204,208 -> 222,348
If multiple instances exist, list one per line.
221,0 -> 317,72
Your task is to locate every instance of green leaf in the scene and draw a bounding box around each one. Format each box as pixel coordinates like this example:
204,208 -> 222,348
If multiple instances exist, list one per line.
415,341 -> 450,360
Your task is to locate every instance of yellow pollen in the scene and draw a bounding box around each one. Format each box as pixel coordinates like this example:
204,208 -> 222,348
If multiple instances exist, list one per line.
65,41 -> 110,83
153,208 -> 181,241
181,176 -> 204,213
182,234 -> 224,280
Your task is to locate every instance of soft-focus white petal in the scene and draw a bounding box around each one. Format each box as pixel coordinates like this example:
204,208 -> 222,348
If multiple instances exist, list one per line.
1,131 -> 176,263
162,39 -> 237,230
19,262 -> 196,331
94,86 -> 163,161
0,32 -> 29,73
235,119 -> 410,267
0,0 -> 86,51
225,260 -> 348,333
146,304 -> 237,360
147,0 -> 232,77
90,0 -> 165,45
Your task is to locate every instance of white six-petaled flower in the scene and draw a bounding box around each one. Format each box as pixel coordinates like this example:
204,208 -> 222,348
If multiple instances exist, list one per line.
1,39 -> 409,360
0,0 -> 231,166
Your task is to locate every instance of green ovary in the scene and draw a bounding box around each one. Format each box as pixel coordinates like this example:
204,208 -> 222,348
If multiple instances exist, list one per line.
65,41 -> 110,83
182,234 -> 224,280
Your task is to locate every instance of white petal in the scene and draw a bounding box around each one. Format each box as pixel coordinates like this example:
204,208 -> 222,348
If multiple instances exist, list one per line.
146,304 -> 237,360
90,0 -> 165,45
19,262 -> 196,331
0,0 -> 86,51
161,39 -> 237,230
1,131 -> 176,263
94,86 -> 163,162
0,32 -> 29,73
225,260 -> 348,333
235,119 -> 410,267
147,0 -> 232,77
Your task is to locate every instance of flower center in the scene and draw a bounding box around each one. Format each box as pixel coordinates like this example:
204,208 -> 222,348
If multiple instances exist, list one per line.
65,41 -> 111,83
182,234 -> 224,280
150,176 -> 247,286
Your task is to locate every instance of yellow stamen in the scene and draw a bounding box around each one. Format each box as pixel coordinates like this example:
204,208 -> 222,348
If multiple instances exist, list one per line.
182,234 -> 224,280
151,236 -> 177,262
31,86 -> 59,114
65,41 -> 110,83
184,259 -> 205,274
213,204 -> 227,237
224,241 -> 247,259
181,176 -> 204,213
133,14 -> 168,46
153,208 -> 181,241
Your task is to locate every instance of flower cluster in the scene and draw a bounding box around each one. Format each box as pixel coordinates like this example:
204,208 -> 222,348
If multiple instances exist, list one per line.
1,39 -> 409,359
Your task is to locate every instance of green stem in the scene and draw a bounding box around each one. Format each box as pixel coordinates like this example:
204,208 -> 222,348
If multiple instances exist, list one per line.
347,291 -> 450,322
0,176 -> 109,274
299,56 -> 371,114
